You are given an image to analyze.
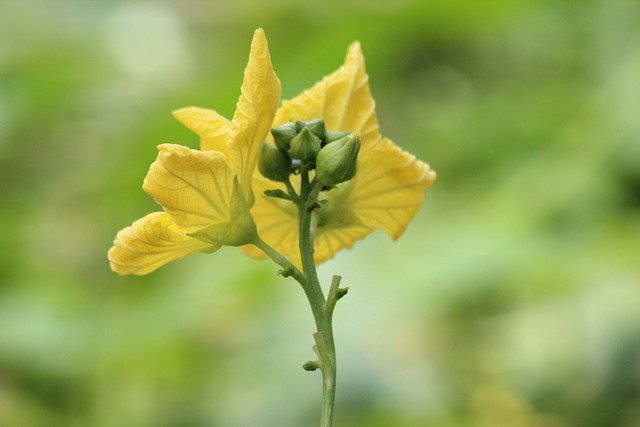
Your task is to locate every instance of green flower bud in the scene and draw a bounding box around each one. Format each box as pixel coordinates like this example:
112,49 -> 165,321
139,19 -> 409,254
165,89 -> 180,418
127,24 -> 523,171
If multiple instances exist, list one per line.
315,134 -> 361,186
294,120 -> 307,132
289,127 -> 321,162
271,122 -> 297,151
259,142 -> 291,182
305,118 -> 326,140
323,130 -> 350,145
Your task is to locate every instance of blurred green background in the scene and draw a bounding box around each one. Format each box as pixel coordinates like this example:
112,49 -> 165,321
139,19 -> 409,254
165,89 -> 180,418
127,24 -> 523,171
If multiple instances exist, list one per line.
1,0 -> 639,426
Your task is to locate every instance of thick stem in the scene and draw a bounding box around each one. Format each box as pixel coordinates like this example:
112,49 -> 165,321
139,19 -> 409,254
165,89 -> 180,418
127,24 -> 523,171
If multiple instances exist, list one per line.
298,164 -> 337,427
297,171 -> 327,327
252,237 -> 306,286
256,164 -> 340,427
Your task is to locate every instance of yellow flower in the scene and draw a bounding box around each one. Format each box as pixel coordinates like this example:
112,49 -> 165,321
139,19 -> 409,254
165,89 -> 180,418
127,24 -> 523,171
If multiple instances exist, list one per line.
243,35 -> 437,266
108,29 -> 280,275
109,28 -> 435,275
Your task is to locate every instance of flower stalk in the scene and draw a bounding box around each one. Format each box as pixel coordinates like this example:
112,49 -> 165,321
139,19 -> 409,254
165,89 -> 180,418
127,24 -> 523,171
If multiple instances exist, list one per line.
254,152 -> 349,426
297,162 -> 339,427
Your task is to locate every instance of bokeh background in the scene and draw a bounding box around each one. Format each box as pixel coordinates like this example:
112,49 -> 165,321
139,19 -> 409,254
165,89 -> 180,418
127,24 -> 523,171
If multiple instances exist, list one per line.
1,0 -> 639,426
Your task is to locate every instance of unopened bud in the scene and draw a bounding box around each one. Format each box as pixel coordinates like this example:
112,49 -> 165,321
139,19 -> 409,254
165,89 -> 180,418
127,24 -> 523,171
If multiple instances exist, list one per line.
324,130 -> 350,145
294,120 -> 307,132
259,143 -> 291,182
305,119 -> 326,140
289,127 -> 321,162
271,122 -> 297,151
315,134 -> 361,186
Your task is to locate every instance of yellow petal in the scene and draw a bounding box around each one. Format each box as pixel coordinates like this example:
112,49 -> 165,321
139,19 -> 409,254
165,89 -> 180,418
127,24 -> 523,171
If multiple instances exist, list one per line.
187,180 -> 256,247
227,28 -> 281,205
108,212 -> 214,276
143,144 -> 236,231
247,41 -> 385,265
172,107 -> 233,155
244,38 -> 434,266
245,173 -> 373,266
247,139 -> 434,265
343,138 -> 436,239
314,225 -> 374,264
274,42 -> 380,150
243,206 -> 373,267
244,174 -> 298,260
226,178 -> 257,245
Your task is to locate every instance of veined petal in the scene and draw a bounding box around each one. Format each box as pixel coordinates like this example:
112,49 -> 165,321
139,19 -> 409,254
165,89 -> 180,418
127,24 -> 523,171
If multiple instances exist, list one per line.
243,198 -> 373,267
172,107 -> 233,155
185,180 -> 257,247
244,173 -> 298,260
274,42 -> 380,150
108,212 -> 214,276
226,177 -> 258,246
228,28 -> 281,205
343,138 -> 436,239
246,173 -> 373,266
314,224 -> 373,265
143,144 -> 236,231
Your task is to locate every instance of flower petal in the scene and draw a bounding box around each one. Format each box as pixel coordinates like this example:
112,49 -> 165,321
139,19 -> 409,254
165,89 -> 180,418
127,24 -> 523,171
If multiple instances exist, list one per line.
244,38 -> 435,266
343,138 -> 436,239
108,212 -> 214,276
143,144 -> 236,231
314,225 -> 373,264
243,173 -> 298,259
172,107 -> 233,155
227,28 -> 281,205
243,202 -> 373,267
248,139 -> 434,265
245,173 -> 373,266
181,180 -> 256,248
274,42 -> 380,150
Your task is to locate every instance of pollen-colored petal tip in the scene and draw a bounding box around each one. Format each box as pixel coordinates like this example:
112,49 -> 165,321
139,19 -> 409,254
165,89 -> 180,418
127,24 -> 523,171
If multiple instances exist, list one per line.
253,28 -> 267,41
345,42 -> 364,66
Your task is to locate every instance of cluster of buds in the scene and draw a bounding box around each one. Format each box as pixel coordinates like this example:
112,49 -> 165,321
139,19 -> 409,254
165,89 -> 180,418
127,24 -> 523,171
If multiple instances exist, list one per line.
259,118 -> 361,188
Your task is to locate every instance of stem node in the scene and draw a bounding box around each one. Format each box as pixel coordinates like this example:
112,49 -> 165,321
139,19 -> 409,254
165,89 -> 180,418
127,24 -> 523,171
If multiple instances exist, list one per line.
278,267 -> 295,278
303,360 -> 321,372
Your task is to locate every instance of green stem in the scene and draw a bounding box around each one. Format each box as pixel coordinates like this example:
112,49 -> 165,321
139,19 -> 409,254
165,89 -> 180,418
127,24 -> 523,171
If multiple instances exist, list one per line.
255,164 -> 342,427
298,164 -> 337,427
252,237 -> 306,286
285,178 -> 300,204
